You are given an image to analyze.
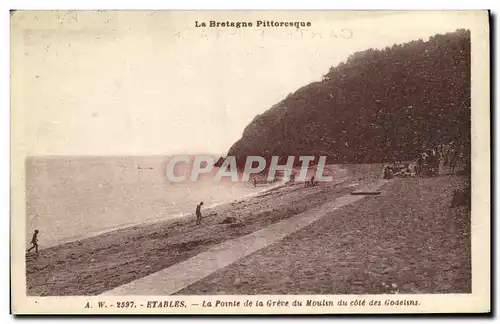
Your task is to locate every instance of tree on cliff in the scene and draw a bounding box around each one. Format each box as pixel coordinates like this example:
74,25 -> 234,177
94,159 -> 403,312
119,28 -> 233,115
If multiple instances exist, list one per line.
226,29 -> 471,167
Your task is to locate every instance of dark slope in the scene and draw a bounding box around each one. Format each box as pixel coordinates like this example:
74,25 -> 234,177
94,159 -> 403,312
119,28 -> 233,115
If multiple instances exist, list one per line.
226,29 -> 470,167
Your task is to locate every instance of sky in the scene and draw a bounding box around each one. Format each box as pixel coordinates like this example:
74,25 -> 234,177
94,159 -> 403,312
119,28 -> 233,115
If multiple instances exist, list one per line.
11,10 -> 484,156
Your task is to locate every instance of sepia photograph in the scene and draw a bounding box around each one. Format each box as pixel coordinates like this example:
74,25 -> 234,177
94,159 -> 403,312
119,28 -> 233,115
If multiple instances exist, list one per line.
10,10 -> 490,314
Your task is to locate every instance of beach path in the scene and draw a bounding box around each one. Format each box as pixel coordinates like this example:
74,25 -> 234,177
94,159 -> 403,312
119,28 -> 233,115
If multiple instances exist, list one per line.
101,179 -> 391,295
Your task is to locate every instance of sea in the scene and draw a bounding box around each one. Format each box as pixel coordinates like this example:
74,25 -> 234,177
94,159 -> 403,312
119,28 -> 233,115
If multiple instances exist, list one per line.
25,156 -> 288,248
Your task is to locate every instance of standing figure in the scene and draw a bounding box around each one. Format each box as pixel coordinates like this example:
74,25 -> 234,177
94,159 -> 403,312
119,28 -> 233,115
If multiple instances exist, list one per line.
449,148 -> 458,174
382,165 -> 394,179
429,149 -> 438,176
27,229 -> 39,254
416,153 -> 423,176
195,202 -> 204,225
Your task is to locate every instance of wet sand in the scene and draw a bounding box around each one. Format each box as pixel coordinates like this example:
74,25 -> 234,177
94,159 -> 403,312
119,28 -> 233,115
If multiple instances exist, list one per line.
26,164 -> 383,296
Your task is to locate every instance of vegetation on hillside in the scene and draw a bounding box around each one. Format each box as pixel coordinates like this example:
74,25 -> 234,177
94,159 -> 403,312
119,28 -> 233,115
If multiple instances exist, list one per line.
226,29 -> 471,167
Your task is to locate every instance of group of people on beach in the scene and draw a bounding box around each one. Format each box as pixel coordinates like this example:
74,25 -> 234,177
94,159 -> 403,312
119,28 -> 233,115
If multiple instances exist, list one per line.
382,141 -> 464,180
251,171 -> 317,188
415,148 -> 440,177
416,142 -> 462,176
382,164 -> 412,179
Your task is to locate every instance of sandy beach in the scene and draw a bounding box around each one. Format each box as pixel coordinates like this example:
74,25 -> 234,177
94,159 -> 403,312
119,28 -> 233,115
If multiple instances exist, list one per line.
26,164 -> 383,296
178,174 -> 471,295
26,163 -> 470,296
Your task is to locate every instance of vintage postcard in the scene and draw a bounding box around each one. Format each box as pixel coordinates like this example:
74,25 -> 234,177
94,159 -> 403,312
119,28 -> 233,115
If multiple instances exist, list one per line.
10,10 -> 490,314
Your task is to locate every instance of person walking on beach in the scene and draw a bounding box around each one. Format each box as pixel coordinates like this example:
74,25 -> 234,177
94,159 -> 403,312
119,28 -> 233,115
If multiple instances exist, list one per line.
195,202 -> 204,225
253,177 -> 257,188
416,153 -> 423,176
27,229 -> 39,254
428,149 -> 438,176
448,148 -> 458,174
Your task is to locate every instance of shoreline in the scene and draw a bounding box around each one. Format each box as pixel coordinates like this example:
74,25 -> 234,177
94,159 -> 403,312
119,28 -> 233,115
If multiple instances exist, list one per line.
30,163 -> 347,250
26,164 -> 383,296
32,175 -> 288,251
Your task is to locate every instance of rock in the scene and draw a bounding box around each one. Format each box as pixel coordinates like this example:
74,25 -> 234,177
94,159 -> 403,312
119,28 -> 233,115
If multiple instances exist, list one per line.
220,217 -> 238,224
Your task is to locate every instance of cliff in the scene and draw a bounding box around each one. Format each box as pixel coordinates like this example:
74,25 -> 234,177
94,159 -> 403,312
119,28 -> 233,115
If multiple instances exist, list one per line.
226,29 -> 471,167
